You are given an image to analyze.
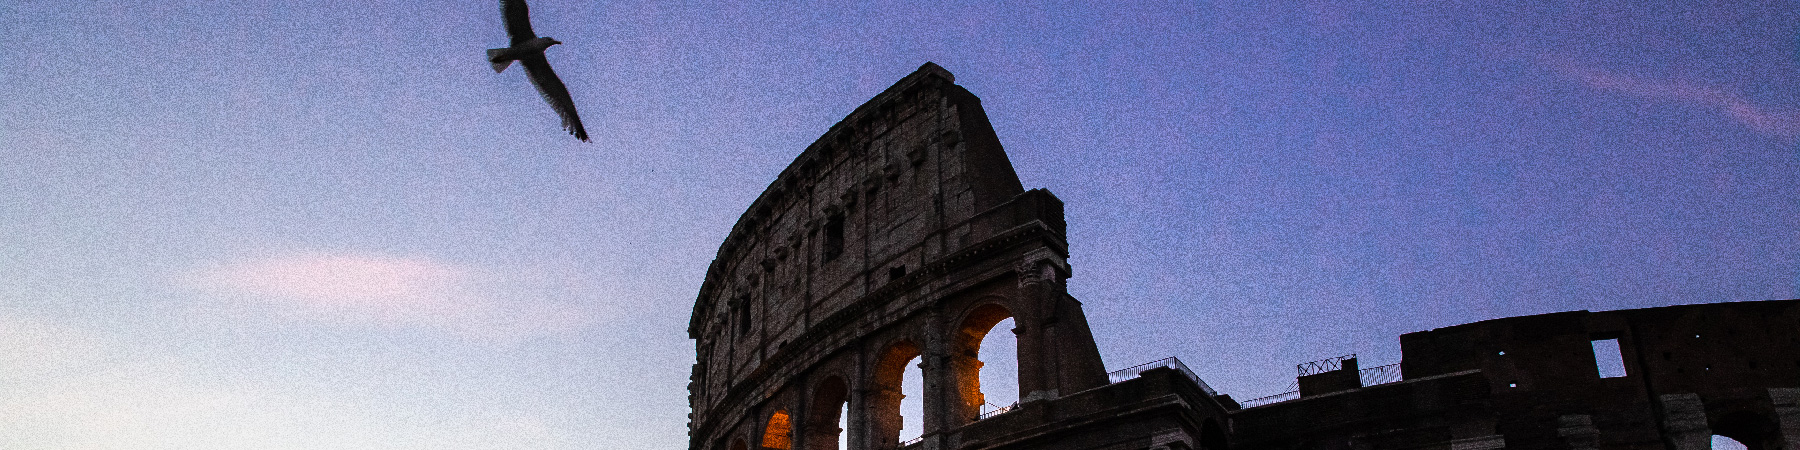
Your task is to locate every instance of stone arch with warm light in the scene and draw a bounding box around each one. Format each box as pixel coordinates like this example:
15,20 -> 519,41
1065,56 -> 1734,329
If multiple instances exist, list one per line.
686,63 -> 1109,450
951,301 -> 1016,423
761,410 -> 794,449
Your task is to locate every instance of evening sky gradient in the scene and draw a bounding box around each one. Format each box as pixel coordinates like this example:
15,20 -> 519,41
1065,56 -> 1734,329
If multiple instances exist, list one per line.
2,0 -> 1797,448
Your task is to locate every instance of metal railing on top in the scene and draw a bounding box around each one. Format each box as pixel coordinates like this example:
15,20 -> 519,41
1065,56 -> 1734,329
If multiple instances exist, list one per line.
1238,389 -> 1300,408
1106,357 -> 1217,396
1359,362 -> 1402,386
975,401 -> 1020,421
1296,354 -> 1357,377
1241,361 -> 1403,409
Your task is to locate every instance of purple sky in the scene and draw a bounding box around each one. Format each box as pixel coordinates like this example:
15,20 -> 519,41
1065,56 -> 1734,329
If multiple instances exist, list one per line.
3,0 -> 1796,448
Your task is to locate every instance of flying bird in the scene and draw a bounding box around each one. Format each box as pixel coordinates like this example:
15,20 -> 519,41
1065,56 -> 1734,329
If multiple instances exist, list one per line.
487,0 -> 589,142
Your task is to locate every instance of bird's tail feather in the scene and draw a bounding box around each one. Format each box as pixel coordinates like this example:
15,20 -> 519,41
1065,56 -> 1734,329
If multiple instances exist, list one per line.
486,48 -> 513,73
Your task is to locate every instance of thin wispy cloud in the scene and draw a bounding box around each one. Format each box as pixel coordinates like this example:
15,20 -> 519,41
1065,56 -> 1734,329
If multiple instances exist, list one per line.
1547,57 -> 1800,140
0,312 -> 577,449
183,251 -> 591,340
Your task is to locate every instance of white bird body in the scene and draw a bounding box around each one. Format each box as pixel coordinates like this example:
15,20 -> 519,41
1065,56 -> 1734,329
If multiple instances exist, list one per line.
486,37 -> 560,73
488,0 -> 589,142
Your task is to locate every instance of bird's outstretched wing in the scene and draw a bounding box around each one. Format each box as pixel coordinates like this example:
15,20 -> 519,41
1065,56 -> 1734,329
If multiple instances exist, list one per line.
500,0 -> 537,45
520,55 -> 589,142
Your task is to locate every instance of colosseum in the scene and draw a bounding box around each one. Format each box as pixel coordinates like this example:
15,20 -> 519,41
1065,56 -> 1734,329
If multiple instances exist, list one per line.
687,63 -> 1800,450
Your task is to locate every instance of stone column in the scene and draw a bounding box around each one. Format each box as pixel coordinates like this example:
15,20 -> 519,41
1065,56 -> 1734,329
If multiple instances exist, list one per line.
1772,388 -> 1800,450
1015,248 -> 1068,402
846,353 -> 868,450
791,390 -> 809,450
947,352 -> 985,422
1556,414 -> 1599,450
866,386 -> 906,449
1659,393 -> 1711,450
1015,246 -> 1110,399
919,306 -> 956,442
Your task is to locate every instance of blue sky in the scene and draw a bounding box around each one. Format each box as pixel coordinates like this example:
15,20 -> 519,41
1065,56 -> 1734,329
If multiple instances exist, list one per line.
3,0 -> 1797,448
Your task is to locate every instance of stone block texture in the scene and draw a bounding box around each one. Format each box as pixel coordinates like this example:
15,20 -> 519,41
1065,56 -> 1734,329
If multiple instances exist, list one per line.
687,63 -> 1132,450
688,63 -> 1800,450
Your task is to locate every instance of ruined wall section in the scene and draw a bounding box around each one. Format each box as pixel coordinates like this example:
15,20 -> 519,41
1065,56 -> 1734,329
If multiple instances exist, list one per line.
687,63 -> 1028,434
1397,299 -> 1800,448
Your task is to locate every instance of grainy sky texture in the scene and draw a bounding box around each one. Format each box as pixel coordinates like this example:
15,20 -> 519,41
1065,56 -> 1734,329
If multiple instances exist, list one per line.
3,1 -> 1797,448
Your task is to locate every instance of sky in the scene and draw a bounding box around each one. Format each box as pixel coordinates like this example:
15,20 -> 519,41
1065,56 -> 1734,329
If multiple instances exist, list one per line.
2,0 -> 1797,448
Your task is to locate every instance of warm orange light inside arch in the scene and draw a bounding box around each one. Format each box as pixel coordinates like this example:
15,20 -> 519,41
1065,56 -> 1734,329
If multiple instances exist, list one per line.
762,410 -> 793,449
870,340 -> 922,447
956,303 -> 1015,419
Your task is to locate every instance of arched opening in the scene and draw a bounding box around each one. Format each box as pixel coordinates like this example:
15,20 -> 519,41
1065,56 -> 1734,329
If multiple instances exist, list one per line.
761,410 -> 793,449
1712,410 -> 1778,450
955,303 -> 1019,422
1712,435 -> 1749,450
731,438 -> 749,450
1199,418 -> 1228,450
836,401 -> 848,450
900,354 -> 924,442
803,376 -> 849,450
870,339 -> 921,448
977,318 -> 1019,413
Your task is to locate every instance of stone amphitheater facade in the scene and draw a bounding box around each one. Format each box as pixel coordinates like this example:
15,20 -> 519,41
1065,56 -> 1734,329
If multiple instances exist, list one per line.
688,63 -> 1800,450
686,63 -> 1227,450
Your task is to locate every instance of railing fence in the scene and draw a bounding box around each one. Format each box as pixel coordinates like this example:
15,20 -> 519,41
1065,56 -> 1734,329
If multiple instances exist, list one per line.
975,401 -> 1019,421
1238,390 -> 1299,408
1106,357 -> 1217,396
1358,363 -> 1402,386
1296,354 -> 1357,377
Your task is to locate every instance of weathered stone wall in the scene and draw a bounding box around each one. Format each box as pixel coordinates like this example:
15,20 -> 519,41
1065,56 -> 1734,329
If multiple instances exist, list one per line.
1233,299 -> 1800,449
687,63 -> 1109,450
684,61 -> 1799,450
1397,299 -> 1800,449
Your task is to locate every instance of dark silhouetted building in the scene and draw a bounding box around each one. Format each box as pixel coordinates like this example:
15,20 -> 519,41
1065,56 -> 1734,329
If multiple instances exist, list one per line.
688,63 -> 1800,450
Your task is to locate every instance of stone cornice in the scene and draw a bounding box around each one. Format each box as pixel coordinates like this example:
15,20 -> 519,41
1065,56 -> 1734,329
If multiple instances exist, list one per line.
690,63 -> 959,338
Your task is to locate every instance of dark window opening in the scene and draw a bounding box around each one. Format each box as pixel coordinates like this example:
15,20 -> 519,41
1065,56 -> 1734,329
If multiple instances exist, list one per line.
736,301 -> 751,336
823,215 -> 845,262
889,266 -> 906,282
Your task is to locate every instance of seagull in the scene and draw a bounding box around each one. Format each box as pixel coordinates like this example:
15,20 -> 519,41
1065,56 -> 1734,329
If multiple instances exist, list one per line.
487,0 -> 589,142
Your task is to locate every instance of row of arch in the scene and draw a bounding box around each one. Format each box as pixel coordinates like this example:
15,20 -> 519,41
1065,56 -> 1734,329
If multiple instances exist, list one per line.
729,303 -> 1022,450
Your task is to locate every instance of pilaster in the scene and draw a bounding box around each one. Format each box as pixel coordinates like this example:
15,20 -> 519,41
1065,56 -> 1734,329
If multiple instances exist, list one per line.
1659,393 -> 1711,450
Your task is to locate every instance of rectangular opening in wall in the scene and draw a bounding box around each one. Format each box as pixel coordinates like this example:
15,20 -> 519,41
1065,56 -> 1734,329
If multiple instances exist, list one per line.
735,299 -> 751,336
823,215 -> 845,262
1592,338 -> 1628,378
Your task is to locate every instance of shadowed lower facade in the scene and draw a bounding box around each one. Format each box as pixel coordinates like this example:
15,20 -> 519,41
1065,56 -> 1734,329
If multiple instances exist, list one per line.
688,63 -> 1800,450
